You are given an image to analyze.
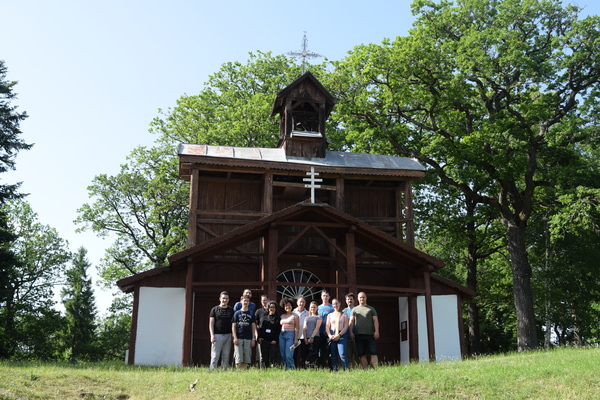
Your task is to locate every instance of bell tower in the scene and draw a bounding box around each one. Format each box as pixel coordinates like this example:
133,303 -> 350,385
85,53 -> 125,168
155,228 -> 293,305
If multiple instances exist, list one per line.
271,71 -> 336,158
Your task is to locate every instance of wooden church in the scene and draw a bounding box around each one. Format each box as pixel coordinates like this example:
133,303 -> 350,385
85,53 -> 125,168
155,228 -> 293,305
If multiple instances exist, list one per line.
117,72 -> 476,366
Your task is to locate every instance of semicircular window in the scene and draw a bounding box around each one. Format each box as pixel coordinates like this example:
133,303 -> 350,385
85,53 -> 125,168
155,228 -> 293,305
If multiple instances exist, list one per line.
277,269 -> 322,302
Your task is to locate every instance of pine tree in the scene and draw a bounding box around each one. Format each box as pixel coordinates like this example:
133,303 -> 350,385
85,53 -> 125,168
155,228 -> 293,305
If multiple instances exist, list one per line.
0,60 -> 32,357
61,247 -> 97,360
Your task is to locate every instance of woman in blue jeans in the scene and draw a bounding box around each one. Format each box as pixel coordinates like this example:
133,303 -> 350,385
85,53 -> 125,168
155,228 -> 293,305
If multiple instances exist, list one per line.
279,298 -> 299,370
326,298 -> 349,371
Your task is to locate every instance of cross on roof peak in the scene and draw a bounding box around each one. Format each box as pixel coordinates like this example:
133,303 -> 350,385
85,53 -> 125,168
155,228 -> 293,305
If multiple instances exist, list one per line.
287,32 -> 323,74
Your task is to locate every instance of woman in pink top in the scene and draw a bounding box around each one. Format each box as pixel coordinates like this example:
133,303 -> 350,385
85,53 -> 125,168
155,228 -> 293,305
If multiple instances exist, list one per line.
279,298 -> 299,370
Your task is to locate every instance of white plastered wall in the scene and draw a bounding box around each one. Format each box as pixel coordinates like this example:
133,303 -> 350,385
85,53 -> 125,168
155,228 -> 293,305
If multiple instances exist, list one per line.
134,287 -> 186,366
399,295 -> 462,363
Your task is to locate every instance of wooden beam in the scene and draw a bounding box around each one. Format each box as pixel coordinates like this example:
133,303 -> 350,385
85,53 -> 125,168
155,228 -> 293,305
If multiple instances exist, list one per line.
196,210 -> 268,217
260,237 -> 266,294
191,281 -> 266,288
277,225 -> 311,257
336,177 -> 344,212
196,224 -> 248,254
357,284 -> 425,294
424,270 -> 436,362
196,218 -> 262,225
188,169 -> 200,248
408,295 -> 419,361
199,176 -> 263,184
457,294 -> 466,359
196,223 -> 220,239
127,285 -> 140,365
285,101 -> 292,135
312,225 -> 346,258
273,181 -> 337,191
266,227 -> 278,301
263,172 -> 273,214
396,186 -> 403,241
346,230 -> 357,295
357,217 -> 410,223
405,180 -> 415,246
276,221 -> 348,228
182,260 -> 194,366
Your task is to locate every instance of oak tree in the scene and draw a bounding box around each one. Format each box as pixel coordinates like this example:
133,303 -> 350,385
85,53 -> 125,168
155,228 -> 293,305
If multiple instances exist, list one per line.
332,0 -> 600,350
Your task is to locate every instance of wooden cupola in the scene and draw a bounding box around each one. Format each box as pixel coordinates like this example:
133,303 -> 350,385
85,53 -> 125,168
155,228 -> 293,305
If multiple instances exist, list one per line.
271,71 -> 336,158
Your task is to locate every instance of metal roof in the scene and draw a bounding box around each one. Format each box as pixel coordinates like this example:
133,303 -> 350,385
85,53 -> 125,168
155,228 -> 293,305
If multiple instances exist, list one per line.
178,144 -> 426,172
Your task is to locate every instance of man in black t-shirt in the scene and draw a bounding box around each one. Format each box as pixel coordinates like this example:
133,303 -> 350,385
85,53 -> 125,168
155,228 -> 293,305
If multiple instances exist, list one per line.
209,291 -> 234,370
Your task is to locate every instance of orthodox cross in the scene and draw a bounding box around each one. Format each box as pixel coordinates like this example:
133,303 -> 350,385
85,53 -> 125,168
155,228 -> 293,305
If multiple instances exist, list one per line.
303,167 -> 322,203
287,32 -> 323,74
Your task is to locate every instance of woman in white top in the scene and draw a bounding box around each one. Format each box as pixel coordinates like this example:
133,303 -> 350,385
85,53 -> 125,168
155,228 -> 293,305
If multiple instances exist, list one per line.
293,296 -> 309,368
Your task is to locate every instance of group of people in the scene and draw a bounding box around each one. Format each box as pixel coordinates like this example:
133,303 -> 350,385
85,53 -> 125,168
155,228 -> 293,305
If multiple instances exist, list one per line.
208,288 -> 379,371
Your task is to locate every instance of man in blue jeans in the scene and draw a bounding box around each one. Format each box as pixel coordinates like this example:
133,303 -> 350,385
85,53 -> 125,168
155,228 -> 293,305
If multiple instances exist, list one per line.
317,290 -> 334,368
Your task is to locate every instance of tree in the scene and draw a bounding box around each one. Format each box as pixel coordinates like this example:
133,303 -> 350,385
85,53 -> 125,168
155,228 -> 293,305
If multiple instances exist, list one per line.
0,199 -> 70,358
532,150 -> 600,346
0,60 -> 32,201
150,51 -> 317,149
76,146 -> 189,285
95,295 -> 131,361
61,247 -> 97,360
0,60 -> 32,330
332,0 -> 600,350
414,176 -> 506,354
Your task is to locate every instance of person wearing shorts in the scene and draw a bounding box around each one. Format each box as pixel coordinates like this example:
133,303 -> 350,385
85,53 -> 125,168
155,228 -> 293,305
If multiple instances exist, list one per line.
350,292 -> 379,369
232,295 -> 257,369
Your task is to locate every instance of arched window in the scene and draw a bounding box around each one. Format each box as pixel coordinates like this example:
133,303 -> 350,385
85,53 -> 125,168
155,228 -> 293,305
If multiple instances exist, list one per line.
276,269 -> 322,302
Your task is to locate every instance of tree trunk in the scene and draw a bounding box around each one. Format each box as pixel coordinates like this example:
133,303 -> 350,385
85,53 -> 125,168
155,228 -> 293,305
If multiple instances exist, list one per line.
465,198 -> 480,355
1,288 -> 15,358
466,259 -> 480,355
505,221 -> 538,351
544,221 -> 552,349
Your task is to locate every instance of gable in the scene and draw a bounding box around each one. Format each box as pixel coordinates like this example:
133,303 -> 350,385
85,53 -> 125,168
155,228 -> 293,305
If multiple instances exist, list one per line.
168,202 -> 443,270
270,71 -> 336,118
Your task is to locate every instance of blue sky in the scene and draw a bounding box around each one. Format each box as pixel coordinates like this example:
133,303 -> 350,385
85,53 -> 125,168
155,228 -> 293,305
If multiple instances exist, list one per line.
2,0 -> 599,314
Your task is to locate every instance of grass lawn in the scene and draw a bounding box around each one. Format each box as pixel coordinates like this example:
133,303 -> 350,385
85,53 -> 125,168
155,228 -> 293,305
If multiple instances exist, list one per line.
1,347 -> 598,399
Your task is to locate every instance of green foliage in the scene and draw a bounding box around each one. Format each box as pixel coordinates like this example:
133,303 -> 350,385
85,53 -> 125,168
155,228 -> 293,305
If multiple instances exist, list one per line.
0,60 -> 32,202
10,307 -> 65,361
150,51 -> 317,148
95,295 -> 131,361
0,60 -> 33,358
1,199 -> 71,359
331,0 -> 600,351
76,146 -> 188,285
0,209 -> 18,309
61,247 -> 98,361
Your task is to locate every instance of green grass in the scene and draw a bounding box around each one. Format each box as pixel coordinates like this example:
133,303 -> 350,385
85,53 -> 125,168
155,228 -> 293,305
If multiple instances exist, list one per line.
1,347 -> 599,399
